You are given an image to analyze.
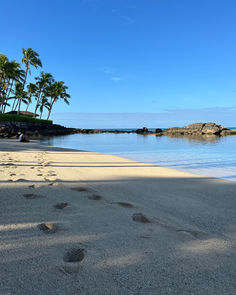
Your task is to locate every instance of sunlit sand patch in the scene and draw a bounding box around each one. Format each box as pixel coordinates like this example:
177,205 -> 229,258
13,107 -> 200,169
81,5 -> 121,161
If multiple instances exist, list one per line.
95,253 -> 144,268
0,222 -> 40,231
180,238 -> 233,254
44,178 -> 56,182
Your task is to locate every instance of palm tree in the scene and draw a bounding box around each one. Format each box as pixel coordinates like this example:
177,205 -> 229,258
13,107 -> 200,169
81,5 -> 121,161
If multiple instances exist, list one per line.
39,97 -> 50,119
34,72 -> 54,117
0,58 -> 25,113
25,82 -> 37,111
14,82 -> 28,114
21,48 -> 42,87
45,81 -> 70,120
0,55 -> 9,111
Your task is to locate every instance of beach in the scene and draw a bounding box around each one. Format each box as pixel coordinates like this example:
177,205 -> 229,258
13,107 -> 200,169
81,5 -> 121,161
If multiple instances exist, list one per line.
1,139 -> 236,295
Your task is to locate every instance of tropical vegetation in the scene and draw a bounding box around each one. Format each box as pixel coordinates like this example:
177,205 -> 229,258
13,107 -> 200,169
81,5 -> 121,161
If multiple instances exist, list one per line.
0,113 -> 52,124
0,48 -> 70,120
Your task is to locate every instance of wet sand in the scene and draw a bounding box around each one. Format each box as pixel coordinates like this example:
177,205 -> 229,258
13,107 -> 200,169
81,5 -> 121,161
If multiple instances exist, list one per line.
0,139 -> 236,295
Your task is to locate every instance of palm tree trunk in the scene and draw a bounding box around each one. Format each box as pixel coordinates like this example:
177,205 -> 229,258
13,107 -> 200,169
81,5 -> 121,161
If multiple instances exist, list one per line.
25,102 -> 29,111
46,97 -> 54,120
46,108 -> 52,120
23,68 -> 28,89
17,98 -> 22,115
11,99 -> 16,111
34,92 -> 42,117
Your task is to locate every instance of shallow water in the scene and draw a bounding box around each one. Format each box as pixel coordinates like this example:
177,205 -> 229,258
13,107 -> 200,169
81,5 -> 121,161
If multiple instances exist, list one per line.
41,133 -> 236,182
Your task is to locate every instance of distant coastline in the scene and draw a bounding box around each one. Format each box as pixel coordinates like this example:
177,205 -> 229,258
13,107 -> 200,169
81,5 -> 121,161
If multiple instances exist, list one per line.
0,121 -> 236,139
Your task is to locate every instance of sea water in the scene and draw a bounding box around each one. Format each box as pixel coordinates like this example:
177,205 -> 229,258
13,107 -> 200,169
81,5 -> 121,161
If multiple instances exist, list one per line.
40,132 -> 236,182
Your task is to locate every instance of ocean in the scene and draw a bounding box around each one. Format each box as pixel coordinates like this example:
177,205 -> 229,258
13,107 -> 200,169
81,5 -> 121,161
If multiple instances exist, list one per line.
40,131 -> 236,182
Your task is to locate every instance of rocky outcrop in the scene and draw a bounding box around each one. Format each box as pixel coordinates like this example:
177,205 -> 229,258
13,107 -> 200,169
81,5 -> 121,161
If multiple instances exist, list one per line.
163,123 -> 229,136
220,129 -> 236,135
136,127 -> 149,134
0,122 -> 75,138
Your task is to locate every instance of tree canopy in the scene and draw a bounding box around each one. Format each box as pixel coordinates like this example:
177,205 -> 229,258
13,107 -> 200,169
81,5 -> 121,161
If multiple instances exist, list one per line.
0,48 -> 70,120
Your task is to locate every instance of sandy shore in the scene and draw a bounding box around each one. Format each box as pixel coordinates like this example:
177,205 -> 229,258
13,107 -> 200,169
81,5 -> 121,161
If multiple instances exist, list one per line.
0,139 -> 236,295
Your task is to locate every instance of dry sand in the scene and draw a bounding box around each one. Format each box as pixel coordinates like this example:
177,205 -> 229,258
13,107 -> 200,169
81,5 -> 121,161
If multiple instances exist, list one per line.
0,139 -> 236,295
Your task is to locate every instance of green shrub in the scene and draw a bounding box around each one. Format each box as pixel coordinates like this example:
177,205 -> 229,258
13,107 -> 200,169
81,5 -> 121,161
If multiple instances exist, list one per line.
0,114 -> 53,124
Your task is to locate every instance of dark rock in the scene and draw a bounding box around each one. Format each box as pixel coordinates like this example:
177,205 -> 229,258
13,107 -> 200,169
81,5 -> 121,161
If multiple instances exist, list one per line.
163,122 -> 228,136
0,121 -> 75,138
136,127 -> 149,134
221,129 -> 236,135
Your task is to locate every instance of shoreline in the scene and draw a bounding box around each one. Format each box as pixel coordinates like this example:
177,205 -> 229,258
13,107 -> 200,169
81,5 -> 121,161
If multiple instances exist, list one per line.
1,139 -> 236,294
39,136 -> 236,183
1,121 -> 236,139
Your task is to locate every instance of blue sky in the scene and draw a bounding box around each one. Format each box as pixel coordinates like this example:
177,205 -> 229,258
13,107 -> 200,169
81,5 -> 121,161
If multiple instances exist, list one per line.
2,0 -> 236,128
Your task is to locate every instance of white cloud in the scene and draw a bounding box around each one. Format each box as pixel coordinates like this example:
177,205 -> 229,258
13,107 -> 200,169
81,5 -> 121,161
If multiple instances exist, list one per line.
111,77 -> 123,81
103,67 -> 114,75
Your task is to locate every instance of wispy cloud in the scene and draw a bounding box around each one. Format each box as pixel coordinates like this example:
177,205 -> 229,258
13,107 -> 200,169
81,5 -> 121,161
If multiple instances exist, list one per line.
82,0 -> 99,9
111,8 -> 134,25
111,77 -> 123,81
120,15 -> 134,24
103,67 -> 115,75
103,67 -> 124,81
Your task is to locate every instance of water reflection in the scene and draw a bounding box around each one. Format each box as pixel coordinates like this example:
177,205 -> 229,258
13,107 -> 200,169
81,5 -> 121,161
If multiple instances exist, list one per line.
40,133 -> 236,182
164,134 -> 221,144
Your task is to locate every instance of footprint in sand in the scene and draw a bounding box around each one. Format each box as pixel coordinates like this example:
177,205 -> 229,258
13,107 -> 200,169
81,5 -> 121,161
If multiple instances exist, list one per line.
9,173 -> 16,176
49,182 -> 63,187
63,248 -> 85,263
28,184 -> 41,189
37,223 -> 58,234
136,234 -> 152,239
112,202 -> 133,208
88,194 -> 102,200
132,213 -> 150,223
23,193 -> 46,199
54,202 -> 68,210
71,187 -> 90,192
59,247 -> 85,275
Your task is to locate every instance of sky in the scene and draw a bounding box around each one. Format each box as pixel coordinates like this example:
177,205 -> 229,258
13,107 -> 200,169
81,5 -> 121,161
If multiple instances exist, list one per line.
2,0 -> 236,128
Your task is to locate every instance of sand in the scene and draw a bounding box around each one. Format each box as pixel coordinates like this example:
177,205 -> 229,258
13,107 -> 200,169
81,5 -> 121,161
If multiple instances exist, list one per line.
0,138 -> 236,295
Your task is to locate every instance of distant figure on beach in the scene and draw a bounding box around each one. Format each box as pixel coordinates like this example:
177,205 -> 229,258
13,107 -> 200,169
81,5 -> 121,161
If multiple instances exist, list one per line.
19,132 -> 30,142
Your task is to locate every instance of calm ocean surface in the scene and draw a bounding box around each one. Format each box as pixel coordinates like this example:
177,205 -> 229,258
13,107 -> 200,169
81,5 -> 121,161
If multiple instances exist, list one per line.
40,132 -> 236,182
